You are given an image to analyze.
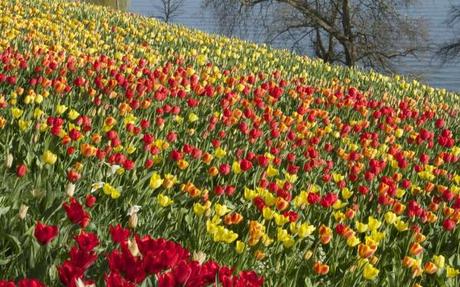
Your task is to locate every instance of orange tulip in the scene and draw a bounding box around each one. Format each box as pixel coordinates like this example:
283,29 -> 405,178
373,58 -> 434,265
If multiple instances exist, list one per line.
313,262 -> 329,275
403,256 -> 417,268
424,262 -> 438,274
393,202 -> 406,215
319,225 -> 332,245
358,243 -> 377,259
275,197 -> 289,211
409,243 -> 424,256
224,213 -> 243,225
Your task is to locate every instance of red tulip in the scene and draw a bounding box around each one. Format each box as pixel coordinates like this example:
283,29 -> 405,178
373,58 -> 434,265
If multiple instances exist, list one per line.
172,260 -> 192,284
240,159 -> 252,171
75,231 -> 100,251
443,218 -> 456,231
219,163 -> 231,175
16,164 -> 27,177
358,185 -> 369,195
17,279 -> 45,287
85,194 -> 96,208
34,221 -> 58,245
63,198 -> 90,228
109,224 -> 130,244
58,260 -> 84,286
0,281 -> 15,287
105,272 -> 135,287
157,271 -> 175,287
67,169 -> 81,183
122,159 -> 135,170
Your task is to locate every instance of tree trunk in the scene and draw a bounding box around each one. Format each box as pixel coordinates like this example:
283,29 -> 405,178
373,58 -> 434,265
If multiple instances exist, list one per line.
341,0 -> 356,66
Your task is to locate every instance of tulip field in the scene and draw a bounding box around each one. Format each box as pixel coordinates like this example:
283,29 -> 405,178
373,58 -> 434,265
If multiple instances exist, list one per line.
1,0 -> 460,286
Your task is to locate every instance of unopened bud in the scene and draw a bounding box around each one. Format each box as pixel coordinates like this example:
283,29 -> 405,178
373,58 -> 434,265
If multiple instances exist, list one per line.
128,238 -> 140,257
128,213 -> 138,229
192,251 -> 207,264
304,250 -> 313,260
5,153 -> 13,168
18,204 -> 28,220
75,278 -> 95,287
66,183 -> 76,197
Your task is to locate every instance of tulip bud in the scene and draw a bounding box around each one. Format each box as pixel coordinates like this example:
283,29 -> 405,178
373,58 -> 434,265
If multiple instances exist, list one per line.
192,251 -> 207,264
16,164 -> 27,177
304,250 -> 313,260
18,204 -> 28,220
75,278 -> 95,287
128,213 -> 138,229
127,238 -> 140,257
5,153 -> 13,168
66,183 -> 76,197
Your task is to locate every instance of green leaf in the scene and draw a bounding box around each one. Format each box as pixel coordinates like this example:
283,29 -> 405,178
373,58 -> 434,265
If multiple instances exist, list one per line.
0,206 -> 10,216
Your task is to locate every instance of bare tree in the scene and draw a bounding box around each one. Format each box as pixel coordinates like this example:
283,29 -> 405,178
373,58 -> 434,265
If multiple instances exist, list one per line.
154,0 -> 186,23
205,0 -> 428,72
202,0 -> 271,39
438,5 -> 460,62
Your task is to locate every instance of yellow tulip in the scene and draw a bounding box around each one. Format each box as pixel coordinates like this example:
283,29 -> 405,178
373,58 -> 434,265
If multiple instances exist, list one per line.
356,221 -> 368,233
341,188 -> 353,200
262,207 -> 274,220
384,211 -> 397,224
157,194 -> 173,207
214,147 -> 227,159
347,235 -> 360,247
188,112 -> 199,123
193,202 -> 210,216
368,216 -> 381,231
215,204 -> 229,217
235,240 -> 245,254
363,263 -> 379,280
232,161 -> 241,174
103,183 -> 120,199
56,104 -> 68,115
18,120 -> 31,131
394,219 -> 408,232
266,165 -> 279,177
447,266 -> 460,278
33,108 -> 44,119
42,150 -> 57,165
299,223 -> 316,238
68,109 -> 80,120
274,213 -> 289,226
11,107 -> 23,119
149,172 -> 163,190
433,255 -> 445,269
244,187 -> 257,200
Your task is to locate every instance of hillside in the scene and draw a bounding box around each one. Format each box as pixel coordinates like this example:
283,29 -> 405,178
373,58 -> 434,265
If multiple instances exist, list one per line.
1,0 -> 460,286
